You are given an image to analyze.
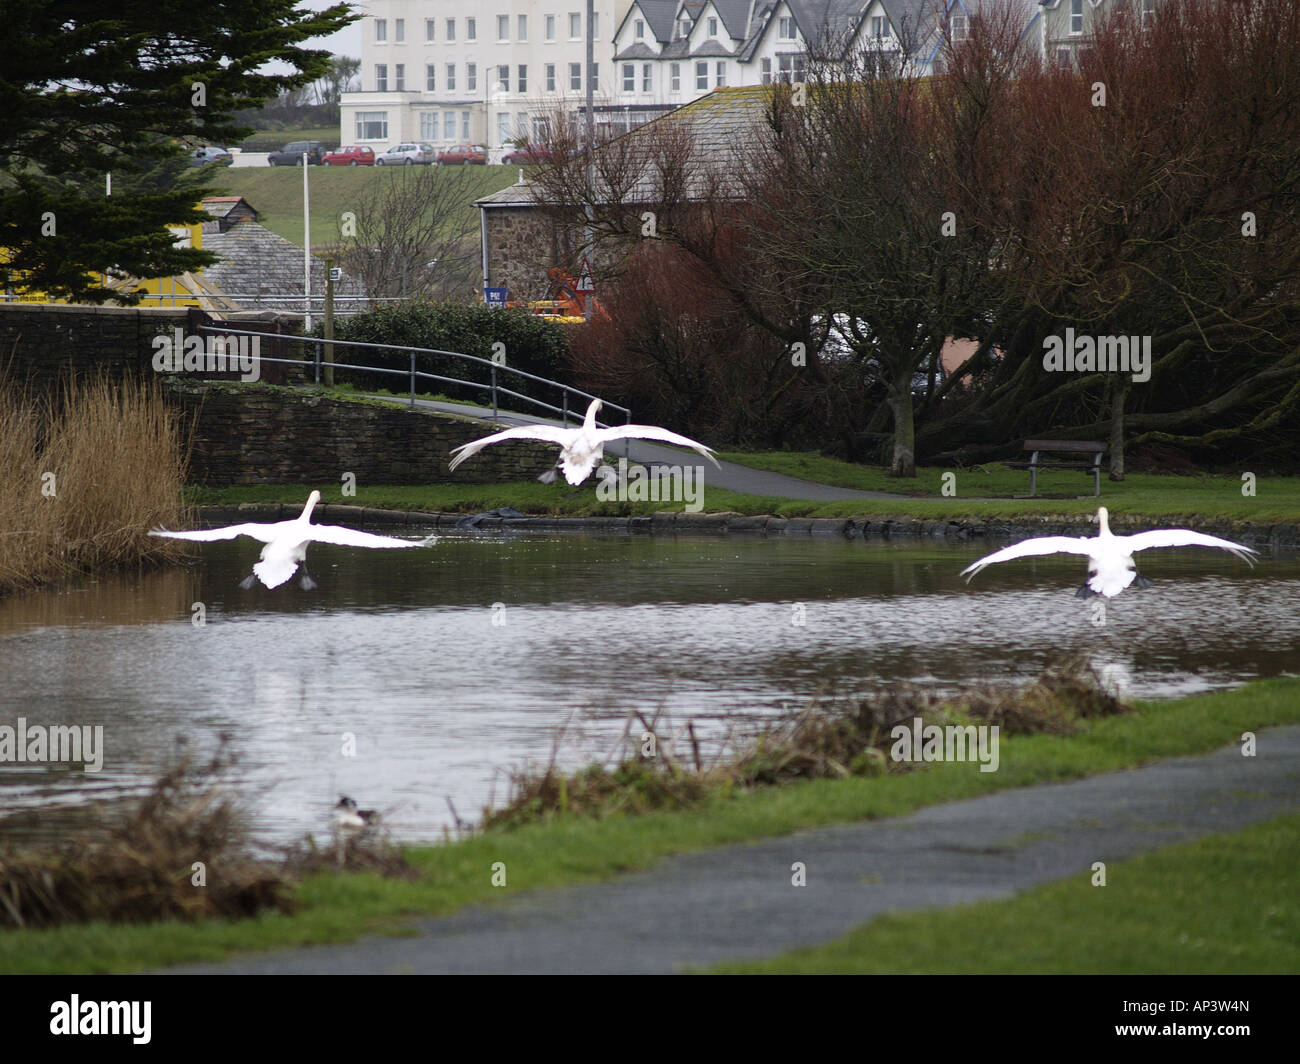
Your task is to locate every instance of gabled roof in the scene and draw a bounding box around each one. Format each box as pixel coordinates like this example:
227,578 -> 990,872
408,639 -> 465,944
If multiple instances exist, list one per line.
614,0 -> 681,44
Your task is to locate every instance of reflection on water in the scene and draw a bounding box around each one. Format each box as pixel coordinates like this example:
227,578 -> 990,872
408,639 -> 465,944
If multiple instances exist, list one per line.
1,529 -> 1295,843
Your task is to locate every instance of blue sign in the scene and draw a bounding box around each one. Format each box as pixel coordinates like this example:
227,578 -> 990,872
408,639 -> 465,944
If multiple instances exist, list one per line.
484,287 -> 508,309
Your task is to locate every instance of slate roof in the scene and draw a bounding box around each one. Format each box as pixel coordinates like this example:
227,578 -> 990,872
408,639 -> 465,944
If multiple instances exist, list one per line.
197,220 -> 364,308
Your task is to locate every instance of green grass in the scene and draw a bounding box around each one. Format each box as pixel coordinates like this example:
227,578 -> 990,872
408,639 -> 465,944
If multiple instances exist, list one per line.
716,451 -> 1300,524
208,165 -> 520,249
2,677 -> 1298,974
711,813 -> 1300,973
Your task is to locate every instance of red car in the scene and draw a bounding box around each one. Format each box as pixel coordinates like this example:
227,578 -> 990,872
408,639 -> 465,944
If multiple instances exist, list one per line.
321,145 -> 376,166
502,145 -> 562,165
436,144 -> 488,165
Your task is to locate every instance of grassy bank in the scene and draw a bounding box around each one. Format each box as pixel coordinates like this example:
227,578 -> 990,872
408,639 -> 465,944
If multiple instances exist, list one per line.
712,812 -> 1300,973
2,676 -> 1297,974
187,466 -> 1300,528
0,375 -> 192,596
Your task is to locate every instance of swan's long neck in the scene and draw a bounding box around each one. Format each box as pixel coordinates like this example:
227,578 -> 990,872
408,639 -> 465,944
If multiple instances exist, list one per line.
1097,507 -> 1111,538
301,492 -> 320,523
584,400 -> 601,431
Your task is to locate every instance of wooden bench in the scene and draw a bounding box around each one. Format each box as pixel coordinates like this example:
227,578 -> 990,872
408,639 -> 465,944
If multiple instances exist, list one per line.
1007,440 -> 1107,497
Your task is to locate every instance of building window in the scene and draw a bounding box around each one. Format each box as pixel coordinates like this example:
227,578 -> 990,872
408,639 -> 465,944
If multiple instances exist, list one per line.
570,62 -> 581,90
872,15 -> 891,39
1070,0 -> 1083,35
1141,0 -> 1155,25
394,63 -> 405,91
950,14 -> 968,40
467,63 -> 477,91
518,14 -> 527,40
446,18 -> 456,41
518,64 -> 527,93
498,14 -> 509,41
426,65 -> 436,92
444,112 -> 456,139
446,63 -> 456,91
716,61 -> 726,87
761,57 -> 771,84
779,16 -> 795,39
695,61 -> 708,90
375,18 -> 386,42
592,13 -> 598,37
467,17 -> 476,40
497,65 -> 509,92
356,111 -> 387,140
1057,47 -> 1073,70
395,18 -> 404,43
778,53 -> 805,83
623,63 -> 635,92
590,63 -> 598,88
497,112 -> 511,145
546,14 -> 556,40
708,17 -> 718,36
462,112 -> 470,138
420,112 -> 437,140
533,116 -> 551,142
635,18 -> 644,39
375,64 -> 387,91
546,63 -> 556,91
642,64 -> 652,92
670,63 -> 680,91
425,18 -> 435,42
679,19 -> 691,39
570,12 -> 581,39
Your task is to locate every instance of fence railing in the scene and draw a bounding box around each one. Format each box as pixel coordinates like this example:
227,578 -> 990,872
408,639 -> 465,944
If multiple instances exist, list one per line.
194,325 -> 633,449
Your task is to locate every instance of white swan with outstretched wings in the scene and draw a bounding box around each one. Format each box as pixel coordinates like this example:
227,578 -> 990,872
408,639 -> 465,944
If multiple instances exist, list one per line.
149,490 -> 432,589
449,398 -> 721,485
960,507 -> 1257,598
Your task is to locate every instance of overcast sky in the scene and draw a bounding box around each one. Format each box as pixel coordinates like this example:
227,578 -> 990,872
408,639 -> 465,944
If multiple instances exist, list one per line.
305,0 -> 365,63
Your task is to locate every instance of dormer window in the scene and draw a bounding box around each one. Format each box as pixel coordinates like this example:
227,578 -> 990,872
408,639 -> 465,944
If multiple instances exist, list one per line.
679,18 -> 692,38
709,17 -> 718,36
635,18 -> 644,39
871,15 -> 891,40
950,14 -> 968,40
779,16 -> 796,40
1141,0 -> 1155,25
1070,0 -> 1084,35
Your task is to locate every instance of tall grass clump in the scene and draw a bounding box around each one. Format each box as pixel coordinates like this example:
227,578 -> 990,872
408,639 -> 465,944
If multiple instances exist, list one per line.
0,371 -> 192,594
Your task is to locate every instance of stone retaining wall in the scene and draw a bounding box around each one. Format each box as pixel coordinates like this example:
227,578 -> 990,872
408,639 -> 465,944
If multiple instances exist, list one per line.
173,381 -> 557,486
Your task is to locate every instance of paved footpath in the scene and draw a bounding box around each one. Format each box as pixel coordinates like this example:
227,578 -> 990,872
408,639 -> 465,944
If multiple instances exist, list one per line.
170,726 -> 1300,974
375,396 -> 898,502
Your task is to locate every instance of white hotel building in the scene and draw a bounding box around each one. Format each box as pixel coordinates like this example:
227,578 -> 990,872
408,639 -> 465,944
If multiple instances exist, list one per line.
339,2 -> 1037,156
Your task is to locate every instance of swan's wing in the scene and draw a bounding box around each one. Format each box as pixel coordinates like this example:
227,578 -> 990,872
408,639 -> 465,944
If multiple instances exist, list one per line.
149,523 -> 277,544
448,424 -> 574,470
305,525 -> 430,549
596,424 -> 721,467
1124,529 -> 1258,564
960,536 -> 1094,580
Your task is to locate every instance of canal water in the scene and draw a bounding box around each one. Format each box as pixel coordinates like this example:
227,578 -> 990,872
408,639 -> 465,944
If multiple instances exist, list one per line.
1,529 -> 1295,843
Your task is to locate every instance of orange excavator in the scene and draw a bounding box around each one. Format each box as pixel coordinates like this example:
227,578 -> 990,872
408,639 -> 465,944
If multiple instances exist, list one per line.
506,266 -> 606,324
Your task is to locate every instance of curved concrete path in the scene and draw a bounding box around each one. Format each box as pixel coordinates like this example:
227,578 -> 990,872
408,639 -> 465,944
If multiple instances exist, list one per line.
371,395 -> 899,502
168,726 -> 1300,974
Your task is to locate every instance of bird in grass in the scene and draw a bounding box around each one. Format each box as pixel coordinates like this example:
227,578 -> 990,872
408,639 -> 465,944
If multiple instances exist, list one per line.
960,506 -> 1258,598
149,490 -> 434,590
333,796 -> 380,831
448,398 -> 721,485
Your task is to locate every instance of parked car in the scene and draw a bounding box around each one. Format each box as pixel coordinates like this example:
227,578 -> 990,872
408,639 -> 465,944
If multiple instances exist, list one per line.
189,146 -> 233,166
501,144 -> 562,165
321,145 -> 376,166
267,141 -> 329,165
375,143 -> 437,166
436,144 -> 488,166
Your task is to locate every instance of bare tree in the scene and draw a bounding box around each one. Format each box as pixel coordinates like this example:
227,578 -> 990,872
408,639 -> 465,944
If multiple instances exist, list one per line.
332,166 -> 482,300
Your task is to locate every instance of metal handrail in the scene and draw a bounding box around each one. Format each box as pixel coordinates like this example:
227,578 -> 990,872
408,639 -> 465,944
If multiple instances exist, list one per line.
194,325 -> 633,444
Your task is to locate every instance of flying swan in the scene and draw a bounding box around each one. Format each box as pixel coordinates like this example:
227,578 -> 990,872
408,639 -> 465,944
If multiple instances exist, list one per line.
960,506 -> 1257,598
149,490 -> 433,589
448,398 -> 722,485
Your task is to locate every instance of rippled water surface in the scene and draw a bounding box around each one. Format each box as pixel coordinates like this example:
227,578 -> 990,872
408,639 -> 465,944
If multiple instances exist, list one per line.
1,528 -> 1295,842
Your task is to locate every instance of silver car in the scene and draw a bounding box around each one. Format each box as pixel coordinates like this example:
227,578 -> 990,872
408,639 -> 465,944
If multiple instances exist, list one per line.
375,143 -> 436,166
